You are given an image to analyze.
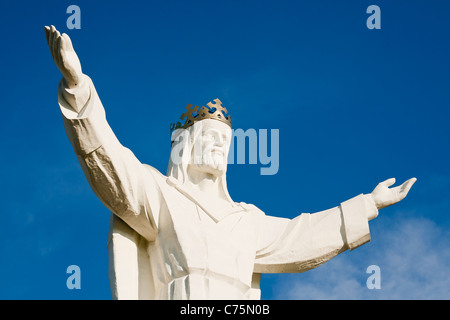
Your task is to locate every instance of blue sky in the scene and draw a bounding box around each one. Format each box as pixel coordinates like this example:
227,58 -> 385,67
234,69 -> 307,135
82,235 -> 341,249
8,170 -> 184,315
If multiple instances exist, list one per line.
0,0 -> 449,299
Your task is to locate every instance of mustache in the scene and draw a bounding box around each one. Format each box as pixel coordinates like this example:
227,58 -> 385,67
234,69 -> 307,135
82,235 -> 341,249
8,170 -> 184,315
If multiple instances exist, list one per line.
211,148 -> 224,154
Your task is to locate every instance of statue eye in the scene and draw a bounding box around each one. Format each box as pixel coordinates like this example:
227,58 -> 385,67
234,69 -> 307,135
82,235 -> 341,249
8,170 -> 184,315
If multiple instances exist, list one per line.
203,135 -> 214,141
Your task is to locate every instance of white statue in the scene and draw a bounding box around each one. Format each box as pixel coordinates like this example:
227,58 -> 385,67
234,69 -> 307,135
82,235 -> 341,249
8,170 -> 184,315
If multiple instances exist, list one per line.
45,25 -> 417,300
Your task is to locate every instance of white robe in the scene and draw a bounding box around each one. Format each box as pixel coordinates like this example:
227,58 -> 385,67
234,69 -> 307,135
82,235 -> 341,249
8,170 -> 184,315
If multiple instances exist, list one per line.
57,75 -> 378,300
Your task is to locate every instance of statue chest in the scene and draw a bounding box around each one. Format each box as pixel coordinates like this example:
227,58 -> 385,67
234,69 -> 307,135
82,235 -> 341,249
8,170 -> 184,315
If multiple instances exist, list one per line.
155,191 -> 260,288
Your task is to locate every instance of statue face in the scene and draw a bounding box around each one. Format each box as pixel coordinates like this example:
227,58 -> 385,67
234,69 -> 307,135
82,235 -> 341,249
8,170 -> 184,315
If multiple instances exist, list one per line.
190,119 -> 232,177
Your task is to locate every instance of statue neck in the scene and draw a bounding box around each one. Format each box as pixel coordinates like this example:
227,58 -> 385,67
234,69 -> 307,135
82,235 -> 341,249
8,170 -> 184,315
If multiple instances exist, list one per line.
186,166 -> 230,203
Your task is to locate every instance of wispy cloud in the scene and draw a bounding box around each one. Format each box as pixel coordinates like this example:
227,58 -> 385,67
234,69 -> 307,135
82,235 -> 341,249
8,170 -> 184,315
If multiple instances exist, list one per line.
271,215 -> 450,300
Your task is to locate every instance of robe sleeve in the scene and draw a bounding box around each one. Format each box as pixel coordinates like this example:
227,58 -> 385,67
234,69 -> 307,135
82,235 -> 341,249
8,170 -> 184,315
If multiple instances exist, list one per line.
253,194 -> 377,274
58,75 -> 160,242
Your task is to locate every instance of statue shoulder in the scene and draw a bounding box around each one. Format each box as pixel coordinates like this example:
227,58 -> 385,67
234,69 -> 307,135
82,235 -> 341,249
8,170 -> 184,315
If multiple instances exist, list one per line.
238,202 -> 265,216
143,164 -> 164,175
142,164 -> 168,182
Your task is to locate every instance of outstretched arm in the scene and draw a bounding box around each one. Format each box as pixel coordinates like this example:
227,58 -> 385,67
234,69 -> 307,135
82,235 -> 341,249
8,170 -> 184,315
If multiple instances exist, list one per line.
44,26 -> 159,241
254,178 -> 417,273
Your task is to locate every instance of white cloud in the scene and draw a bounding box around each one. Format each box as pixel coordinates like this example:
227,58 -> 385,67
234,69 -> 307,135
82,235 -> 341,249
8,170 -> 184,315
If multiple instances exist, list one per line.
270,215 -> 450,300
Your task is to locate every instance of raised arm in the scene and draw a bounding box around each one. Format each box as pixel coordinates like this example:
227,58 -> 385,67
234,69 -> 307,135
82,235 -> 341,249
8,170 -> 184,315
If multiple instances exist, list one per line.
44,26 -> 159,241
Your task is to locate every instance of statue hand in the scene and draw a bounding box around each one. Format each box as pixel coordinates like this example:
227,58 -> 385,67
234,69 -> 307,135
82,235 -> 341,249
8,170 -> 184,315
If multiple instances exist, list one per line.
370,177 -> 417,210
44,25 -> 83,89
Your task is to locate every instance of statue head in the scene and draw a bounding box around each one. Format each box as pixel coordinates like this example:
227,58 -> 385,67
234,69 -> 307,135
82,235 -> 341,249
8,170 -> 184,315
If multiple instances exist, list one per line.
167,99 -> 233,200
188,119 -> 232,177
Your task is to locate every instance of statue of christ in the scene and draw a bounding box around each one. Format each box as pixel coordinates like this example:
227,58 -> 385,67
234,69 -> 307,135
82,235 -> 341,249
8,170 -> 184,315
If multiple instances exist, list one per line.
44,25 -> 416,300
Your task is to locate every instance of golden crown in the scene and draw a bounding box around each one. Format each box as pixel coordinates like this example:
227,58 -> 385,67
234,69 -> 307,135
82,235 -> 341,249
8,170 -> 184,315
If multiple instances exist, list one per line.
170,98 -> 232,133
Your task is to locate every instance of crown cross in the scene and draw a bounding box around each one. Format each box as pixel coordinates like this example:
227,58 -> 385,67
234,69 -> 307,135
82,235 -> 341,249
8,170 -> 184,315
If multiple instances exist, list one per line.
180,104 -> 199,127
170,98 -> 232,133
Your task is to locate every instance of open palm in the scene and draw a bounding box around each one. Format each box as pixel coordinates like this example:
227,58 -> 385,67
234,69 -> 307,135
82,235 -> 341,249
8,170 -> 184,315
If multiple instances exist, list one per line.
45,25 -> 82,89
371,177 -> 417,209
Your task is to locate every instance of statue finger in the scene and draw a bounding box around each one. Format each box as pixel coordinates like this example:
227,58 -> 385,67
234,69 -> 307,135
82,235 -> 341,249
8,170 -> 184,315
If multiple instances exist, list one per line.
55,35 -> 62,66
50,26 -> 60,61
48,26 -> 56,59
61,34 -> 69,51
44,26 -> 51,47
378,177 -> 396,189
400,178 -> 417,196
64,33 -> 74,51
59,35 -> 69,62
52,31 -> 61,64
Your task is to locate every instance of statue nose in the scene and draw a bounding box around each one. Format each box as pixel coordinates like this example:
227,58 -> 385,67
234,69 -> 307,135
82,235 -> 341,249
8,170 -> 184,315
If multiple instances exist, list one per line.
212,135 -> 225,147
215,139 -> 224,147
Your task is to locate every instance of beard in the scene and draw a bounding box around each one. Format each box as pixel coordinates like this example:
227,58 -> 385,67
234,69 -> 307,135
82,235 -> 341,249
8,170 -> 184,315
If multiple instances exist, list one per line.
192,151 -> 227,177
